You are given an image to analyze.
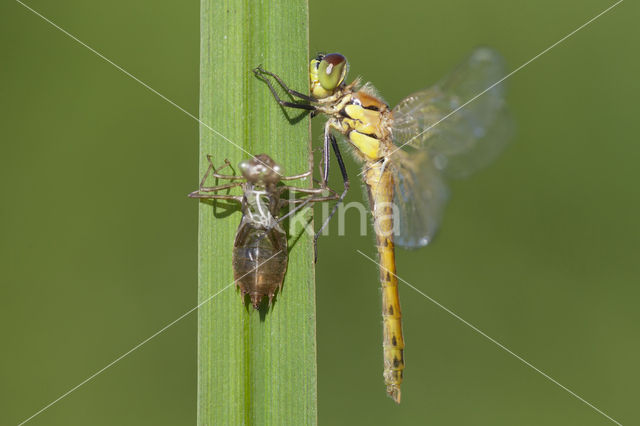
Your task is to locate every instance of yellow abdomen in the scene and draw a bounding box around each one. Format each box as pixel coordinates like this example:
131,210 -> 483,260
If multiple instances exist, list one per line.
364,161 -> 405,403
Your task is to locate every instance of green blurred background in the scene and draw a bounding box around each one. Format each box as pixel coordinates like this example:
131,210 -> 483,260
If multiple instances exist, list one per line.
1,0 -> 638,424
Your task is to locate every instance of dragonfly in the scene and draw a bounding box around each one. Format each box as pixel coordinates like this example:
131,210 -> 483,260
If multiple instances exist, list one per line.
254,47 -> 512,402
189,154 -> 338,309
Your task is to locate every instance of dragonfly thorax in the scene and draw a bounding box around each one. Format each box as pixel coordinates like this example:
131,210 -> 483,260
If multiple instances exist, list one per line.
243,188 -> 278,228
317,87 -> 393,163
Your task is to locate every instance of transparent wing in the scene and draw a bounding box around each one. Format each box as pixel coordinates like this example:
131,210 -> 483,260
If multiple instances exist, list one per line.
389,48 -> 513,248
391,150 -> 449,249
391,47 -> 513,179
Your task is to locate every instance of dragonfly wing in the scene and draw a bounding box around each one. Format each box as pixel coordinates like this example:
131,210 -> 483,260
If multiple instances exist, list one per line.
391,47 -> 513,179
391,150 -> 449,249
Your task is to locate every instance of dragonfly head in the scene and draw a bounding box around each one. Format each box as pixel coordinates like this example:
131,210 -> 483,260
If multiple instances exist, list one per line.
239,154 -> 282,186
310,53 -> 348,98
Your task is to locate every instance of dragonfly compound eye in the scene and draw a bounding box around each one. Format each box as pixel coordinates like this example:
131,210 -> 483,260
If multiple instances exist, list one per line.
318,53 -> 347,91
271,164 -> 283,176
238,160 -> 252,176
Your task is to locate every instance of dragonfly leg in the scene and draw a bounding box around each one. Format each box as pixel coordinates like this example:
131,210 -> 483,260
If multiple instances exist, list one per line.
280,185 -> 338,197
190,181 -> 243,196
253,66 -> 317,102
274,185 -> 340,227
280,170 -> 312,181
188,192 -> 242,202
314,133 -> 350,262
274,197 -> 314,224
257,188 -> 339,255
320,120 -> 333,187
189,156 -> 243,200
204,155 -> 244,181
253,67 -> 316,111
252,197 -> 316,247
317,148 -> 327,182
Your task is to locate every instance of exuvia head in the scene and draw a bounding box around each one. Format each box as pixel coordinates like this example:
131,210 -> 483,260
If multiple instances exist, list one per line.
238,154 -> 283,185
310,53 -> 348,98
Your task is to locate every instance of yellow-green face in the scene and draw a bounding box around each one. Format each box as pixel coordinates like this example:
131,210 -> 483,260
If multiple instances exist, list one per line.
310,53 -> 348,98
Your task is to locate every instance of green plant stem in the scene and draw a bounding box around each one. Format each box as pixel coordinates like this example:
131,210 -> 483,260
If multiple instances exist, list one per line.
198,1 -> 314,424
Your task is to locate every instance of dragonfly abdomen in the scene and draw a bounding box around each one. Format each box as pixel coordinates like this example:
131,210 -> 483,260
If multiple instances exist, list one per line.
364,162 -> 405,403
232,221 -> 288,309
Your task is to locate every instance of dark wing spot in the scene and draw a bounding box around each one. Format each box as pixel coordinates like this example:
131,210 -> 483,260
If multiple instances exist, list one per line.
385,272 -> 391,282
392,335 -> 397,346
388,305 -> 394,315
393,357 -> 401,368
